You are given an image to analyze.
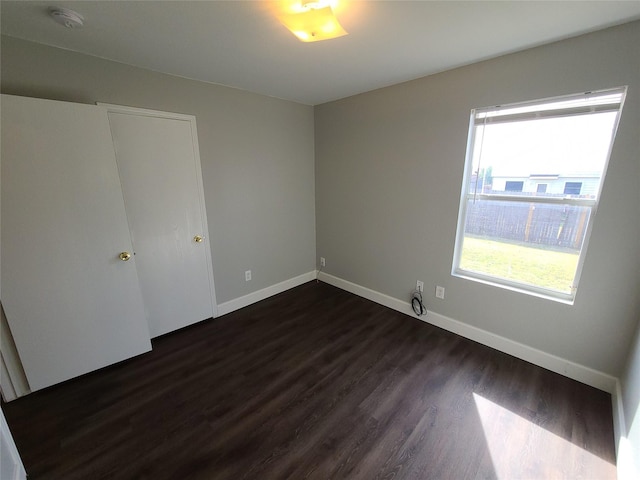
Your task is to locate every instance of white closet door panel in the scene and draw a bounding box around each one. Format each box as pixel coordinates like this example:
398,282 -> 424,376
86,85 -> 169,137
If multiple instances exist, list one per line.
108,111 -> 214,337
1,95 -> 151,391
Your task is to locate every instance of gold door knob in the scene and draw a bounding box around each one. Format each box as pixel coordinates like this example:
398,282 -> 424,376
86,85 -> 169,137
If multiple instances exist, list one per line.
119,252 -> 132,262
194,235 -> 204,243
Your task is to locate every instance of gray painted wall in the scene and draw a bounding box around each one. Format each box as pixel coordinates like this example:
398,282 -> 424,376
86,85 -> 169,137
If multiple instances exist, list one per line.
1,35 -> 316,305
2,23 -> 639,378
315,21 -> 640,376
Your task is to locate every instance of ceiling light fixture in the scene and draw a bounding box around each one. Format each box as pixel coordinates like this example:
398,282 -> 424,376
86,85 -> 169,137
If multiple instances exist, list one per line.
48,7 -> 84,29
277,0 -> 348,42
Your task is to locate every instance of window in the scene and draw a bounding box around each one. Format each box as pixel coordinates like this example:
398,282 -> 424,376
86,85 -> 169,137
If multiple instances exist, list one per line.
563,182 -> 582,195
453,87 -> 626,303
505,181 -> 524,192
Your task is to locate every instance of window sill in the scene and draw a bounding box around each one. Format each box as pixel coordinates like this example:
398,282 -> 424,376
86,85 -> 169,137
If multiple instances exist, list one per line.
452,270 -> 575,305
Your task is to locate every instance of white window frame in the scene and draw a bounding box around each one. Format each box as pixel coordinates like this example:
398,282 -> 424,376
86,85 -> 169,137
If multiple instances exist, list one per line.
452,87 -> 627,304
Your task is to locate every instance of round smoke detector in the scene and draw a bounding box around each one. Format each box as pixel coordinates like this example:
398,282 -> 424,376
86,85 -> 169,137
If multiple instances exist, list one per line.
49,7 -> 84,29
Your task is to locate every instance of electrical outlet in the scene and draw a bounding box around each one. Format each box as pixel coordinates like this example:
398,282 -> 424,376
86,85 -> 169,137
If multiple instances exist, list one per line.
416,280 -> 424,293
320,257 -> 326,267
245,270 -> 252,282
435,285 -> 445,299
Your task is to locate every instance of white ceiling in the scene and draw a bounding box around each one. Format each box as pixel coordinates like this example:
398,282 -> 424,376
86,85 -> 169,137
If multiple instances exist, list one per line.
2,1 -> 640,105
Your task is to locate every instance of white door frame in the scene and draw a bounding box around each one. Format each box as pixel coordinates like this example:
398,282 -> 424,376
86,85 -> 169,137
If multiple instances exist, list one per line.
1,408 -> 27,480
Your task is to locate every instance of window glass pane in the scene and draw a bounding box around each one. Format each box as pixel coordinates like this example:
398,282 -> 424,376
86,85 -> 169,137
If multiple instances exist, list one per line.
459,199 -> 591,295
563,182 -> 582,195
505,181 -> 524,192
468,111 -> 618,199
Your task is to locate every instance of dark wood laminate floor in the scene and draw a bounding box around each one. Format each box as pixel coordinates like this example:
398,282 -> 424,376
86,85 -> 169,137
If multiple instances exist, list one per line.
2,281 -> 616,479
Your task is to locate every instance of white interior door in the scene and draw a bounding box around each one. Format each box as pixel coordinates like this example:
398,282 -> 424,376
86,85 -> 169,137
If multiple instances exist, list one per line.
107,107 -> 215,338
1,95 -> 152,392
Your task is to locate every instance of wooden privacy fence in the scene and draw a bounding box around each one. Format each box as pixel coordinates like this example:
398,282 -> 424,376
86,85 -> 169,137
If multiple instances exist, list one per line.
464,200 -> 589,251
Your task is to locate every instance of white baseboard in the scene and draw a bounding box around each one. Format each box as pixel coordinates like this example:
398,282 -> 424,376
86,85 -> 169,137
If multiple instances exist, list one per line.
216,271 -> 317,317
612,380 -> 626,457
612,380 -> 640,480
317,272 -> 618,394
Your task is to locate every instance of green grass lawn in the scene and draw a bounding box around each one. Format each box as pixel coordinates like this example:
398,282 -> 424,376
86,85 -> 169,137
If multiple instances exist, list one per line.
459,236 -> 579,294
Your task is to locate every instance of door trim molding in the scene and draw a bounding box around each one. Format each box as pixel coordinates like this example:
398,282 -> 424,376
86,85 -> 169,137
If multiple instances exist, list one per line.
1,409 -> 27,479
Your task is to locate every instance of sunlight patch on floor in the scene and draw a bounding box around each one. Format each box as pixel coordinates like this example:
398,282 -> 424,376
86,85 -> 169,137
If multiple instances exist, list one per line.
472,393 -> 616,479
